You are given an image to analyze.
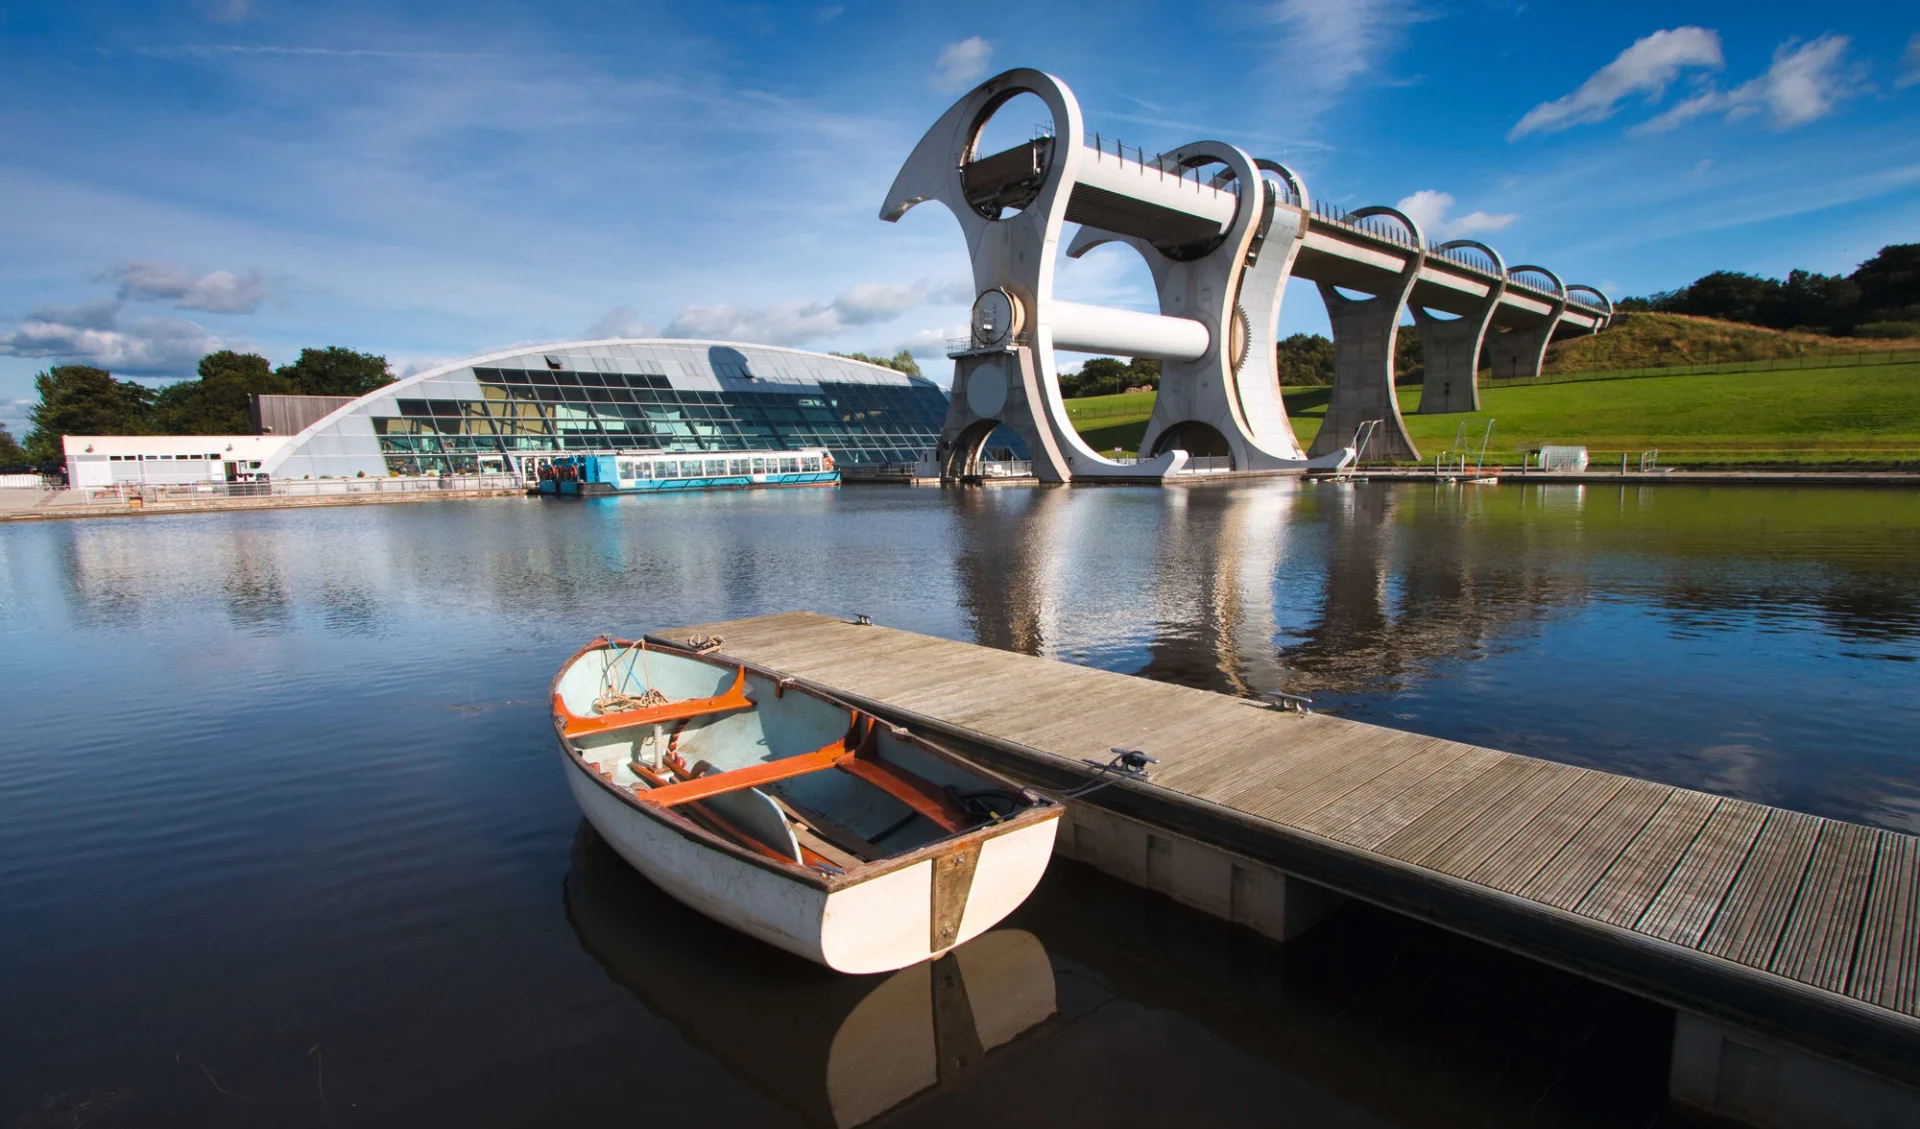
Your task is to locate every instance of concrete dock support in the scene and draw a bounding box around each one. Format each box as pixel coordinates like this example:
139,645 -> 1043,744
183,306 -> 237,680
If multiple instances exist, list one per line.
1669,1011 -> 1920,1128
1057,801 -> 1346,943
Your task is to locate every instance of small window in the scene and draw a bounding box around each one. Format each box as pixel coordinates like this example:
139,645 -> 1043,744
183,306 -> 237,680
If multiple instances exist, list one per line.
751,457 -> 765,474
730,458 -> 749,475
705,459 -> 724,475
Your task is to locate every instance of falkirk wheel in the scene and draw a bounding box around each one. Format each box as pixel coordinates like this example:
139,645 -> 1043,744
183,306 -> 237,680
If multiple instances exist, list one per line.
881,68 -> 1611,483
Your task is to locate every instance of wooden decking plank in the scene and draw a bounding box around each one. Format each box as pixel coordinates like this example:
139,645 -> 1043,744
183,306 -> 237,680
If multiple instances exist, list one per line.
1419,762 -> 1591,875
1374,757 -> 1551,862
1461,770 -> 1627,892
1155,716 -> 1380,803
1519,779 -> 1672,910
1227,731 -> 1453,826
1849,831 -> 1920,1016
1774,821 -> 1879,994
1293,740 -> 1481,838
1146,711 -> 1335,793
1323,747 -> 1507,850
1636,799 -> 1771,947
1245,734 -> 1463,828
1202,726 -> 1432,812
1700,809 -> 1824,969
1572,790 -> 1718,926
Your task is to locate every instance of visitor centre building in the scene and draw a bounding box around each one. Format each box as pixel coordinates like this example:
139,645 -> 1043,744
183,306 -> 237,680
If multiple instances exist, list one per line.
261,340 -> 968,481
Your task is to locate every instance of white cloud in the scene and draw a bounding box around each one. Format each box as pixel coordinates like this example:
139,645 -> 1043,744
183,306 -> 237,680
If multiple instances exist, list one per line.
660,278 -> 968,345
1901,34 -> 1920,89
0,397 -> 33,435
104,261 -> 274,313
1260,0 -> 1427,124
932,37 -> 993,91
584,305 -> 653,339
1631,35 -> 1861,135
0,301 -> 219,375
1509,27 -> 1723,139
1394,190 -> 1517,240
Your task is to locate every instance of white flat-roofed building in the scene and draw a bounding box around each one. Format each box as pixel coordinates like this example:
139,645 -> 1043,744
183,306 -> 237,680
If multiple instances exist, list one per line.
63,435 -> 292,488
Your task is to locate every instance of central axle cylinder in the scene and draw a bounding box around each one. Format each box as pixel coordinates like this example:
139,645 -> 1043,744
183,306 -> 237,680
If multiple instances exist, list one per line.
1048,301 -> 1210,361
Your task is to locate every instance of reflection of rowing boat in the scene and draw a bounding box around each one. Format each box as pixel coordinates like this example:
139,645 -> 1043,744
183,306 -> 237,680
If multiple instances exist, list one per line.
564,825 -> 1059,1128
550,636 -> 1059,972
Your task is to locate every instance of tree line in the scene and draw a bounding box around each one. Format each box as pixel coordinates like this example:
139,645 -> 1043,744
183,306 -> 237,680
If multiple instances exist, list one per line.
1059,330 -> 1426,399
830,349 -> 922,377
10,347 -> 392,468
1616,243 -> 1918,338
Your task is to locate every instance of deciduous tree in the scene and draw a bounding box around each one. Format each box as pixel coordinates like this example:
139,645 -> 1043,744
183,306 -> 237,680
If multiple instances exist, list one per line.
0,424 -> 28,468
152,350 -> 289,435
276,347 -> 393,397
24,365 -> 155,464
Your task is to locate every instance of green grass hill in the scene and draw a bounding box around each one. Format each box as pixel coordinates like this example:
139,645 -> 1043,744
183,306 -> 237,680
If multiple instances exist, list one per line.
1063,360 -> 1920,467
1541,312 -> 1896,376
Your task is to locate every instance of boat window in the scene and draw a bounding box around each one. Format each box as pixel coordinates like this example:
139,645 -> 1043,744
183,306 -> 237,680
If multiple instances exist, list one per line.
752,457 -> 765,473
803,456 -> 820,472
782,457 -> 800,473
706,459 -> 725,475
730,458 -> 750,474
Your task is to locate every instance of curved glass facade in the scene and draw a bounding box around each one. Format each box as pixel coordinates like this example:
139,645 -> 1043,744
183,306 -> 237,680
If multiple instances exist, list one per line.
260,340 -> 980,480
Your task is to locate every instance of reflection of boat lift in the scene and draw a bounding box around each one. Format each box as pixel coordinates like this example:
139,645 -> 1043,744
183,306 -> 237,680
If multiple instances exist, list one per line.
563,827 -> 1058,1129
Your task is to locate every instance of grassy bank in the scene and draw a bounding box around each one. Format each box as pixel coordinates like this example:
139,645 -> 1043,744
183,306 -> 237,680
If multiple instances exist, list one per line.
1541,312 -> 1900,376
1061,361 -> 1920,467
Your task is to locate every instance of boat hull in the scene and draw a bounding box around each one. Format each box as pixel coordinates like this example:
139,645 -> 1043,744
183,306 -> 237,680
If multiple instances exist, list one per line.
564,755 -> 1059,973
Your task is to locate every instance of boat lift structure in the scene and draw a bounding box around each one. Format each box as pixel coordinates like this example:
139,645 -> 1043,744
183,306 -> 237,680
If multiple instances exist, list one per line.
882,70 -> 1611,483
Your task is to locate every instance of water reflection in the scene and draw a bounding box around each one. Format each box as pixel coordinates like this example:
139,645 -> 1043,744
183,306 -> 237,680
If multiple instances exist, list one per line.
29,481 -> 1920,834
564,826 -> 1057,1128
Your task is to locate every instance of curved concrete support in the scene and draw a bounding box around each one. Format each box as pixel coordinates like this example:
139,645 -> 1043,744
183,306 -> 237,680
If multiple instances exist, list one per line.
1307,206 -> 1424,462
1064,142 -> 1323,473
1414,239 -> 1506,415
1486,265 -> 1568,381
1567,284 -> 1614,331
880,68 -> 1182,483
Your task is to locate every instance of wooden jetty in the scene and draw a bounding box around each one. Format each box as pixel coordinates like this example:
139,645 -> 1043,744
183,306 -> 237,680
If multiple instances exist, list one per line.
655,611 -> 1919,1127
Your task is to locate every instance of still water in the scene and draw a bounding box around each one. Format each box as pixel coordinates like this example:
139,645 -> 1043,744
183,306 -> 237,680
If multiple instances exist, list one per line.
3,481 -> 1916,1127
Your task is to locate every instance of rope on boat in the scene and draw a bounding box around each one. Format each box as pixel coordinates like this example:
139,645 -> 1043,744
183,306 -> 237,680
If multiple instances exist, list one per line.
594,635 -> 668,714
683,634 -> 724,654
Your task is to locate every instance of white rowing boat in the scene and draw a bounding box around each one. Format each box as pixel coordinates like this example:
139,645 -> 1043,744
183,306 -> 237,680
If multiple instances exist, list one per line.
550,635 -> 1061,973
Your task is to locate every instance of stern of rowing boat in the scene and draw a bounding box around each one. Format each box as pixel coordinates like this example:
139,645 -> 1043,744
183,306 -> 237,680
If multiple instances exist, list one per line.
818,816 -> 1059,974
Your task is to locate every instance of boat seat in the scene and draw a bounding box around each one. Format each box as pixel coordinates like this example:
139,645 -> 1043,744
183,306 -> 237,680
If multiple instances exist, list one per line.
557,666 -> 754,740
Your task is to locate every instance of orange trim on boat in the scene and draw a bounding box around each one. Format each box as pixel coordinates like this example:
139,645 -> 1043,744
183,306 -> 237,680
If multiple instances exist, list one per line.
557,665 -> 753,739
836,717 -> 969,833
837,755 -> 966,833
631,743 -> 849,808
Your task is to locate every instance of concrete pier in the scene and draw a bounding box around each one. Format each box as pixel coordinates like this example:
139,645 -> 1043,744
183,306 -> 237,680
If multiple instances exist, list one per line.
1309,277 -> 1422,462
658,611 -> 1920,1128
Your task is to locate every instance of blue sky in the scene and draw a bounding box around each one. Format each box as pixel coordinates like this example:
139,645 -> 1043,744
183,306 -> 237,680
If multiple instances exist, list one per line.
3,1 -> 1918,433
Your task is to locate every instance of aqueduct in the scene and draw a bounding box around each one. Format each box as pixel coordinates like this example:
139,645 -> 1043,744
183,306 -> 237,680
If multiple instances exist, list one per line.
882,69 -> 1613,483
